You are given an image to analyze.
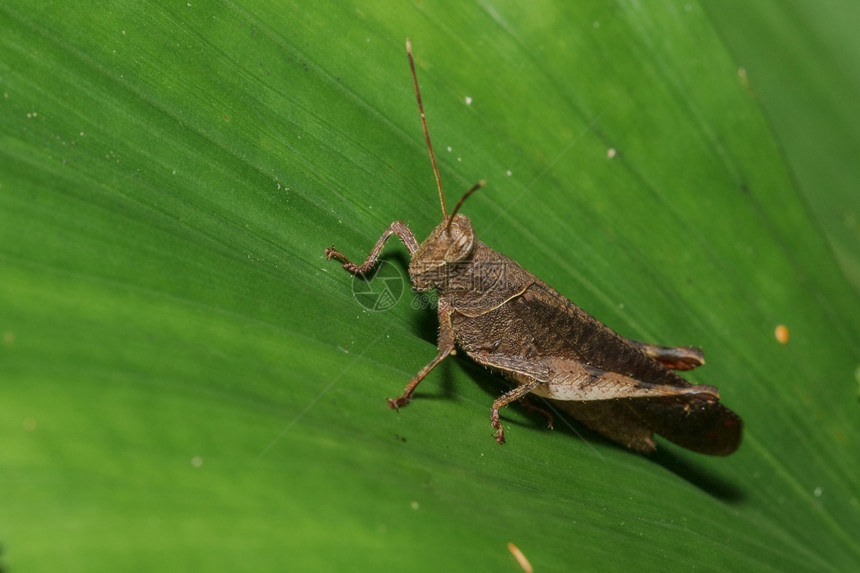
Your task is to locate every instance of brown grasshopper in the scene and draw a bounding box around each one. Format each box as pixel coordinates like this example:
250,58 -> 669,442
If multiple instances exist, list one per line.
325,39 -> 742,455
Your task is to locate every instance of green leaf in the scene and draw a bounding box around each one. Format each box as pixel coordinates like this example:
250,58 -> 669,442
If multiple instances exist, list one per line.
2,1 -> 858,571
704,0 -> 860,290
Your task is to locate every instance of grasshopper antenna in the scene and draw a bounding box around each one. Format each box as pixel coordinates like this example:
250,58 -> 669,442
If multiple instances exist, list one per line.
406,38 -> 447,219
447,180 -> 486,232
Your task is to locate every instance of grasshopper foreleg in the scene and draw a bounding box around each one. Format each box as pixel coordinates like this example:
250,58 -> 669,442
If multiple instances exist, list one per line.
325,220 -> 419,274
388,299 -> 456,409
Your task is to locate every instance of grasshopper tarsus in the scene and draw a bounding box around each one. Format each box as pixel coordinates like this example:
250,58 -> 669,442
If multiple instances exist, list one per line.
491,411 -> 506,444
387,396 -> 410,410
324,247 -> 360,273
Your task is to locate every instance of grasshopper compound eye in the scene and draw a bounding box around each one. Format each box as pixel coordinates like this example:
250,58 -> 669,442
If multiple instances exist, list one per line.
443,215 -> 475,263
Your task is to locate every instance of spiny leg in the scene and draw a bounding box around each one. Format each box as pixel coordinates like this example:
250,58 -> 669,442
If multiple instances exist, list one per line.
491,380 -> 543,444
630,340 -> 705,371
325,220 -> 419,274
388,298 -> 456,409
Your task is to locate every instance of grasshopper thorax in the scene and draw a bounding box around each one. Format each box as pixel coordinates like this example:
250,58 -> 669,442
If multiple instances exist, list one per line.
409,213 -> 476,292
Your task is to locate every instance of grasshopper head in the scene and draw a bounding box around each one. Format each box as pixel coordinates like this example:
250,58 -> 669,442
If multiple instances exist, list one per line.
409,214 -> 475,291
404,40 -> 484,294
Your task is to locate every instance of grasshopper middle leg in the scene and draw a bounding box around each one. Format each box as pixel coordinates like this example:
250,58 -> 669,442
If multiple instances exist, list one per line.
491,380 -> 543,443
